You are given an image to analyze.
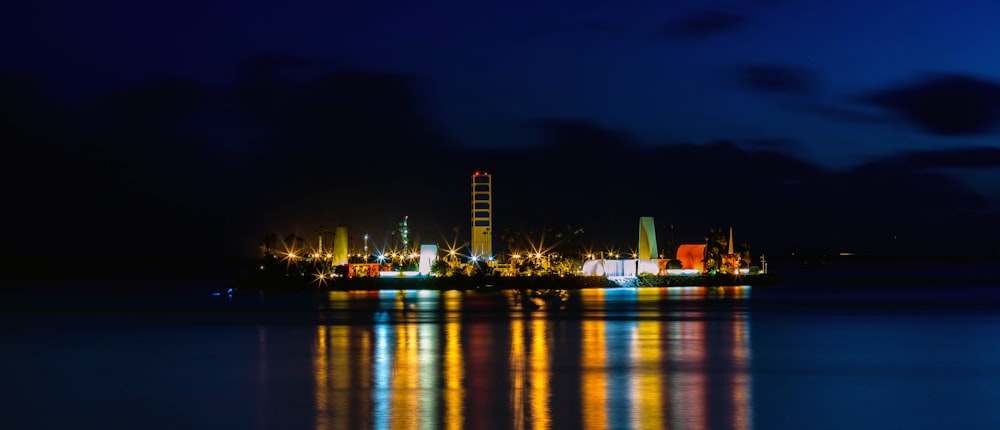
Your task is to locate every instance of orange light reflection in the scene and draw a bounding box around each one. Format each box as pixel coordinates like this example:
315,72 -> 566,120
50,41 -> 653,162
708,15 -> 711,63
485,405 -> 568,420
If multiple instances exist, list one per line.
391,322 -> 419,430
444,293 -> 464,430
529,318 -> 551,430
510,317 -> 525,430
580,289 -> 608,430
314,326 -> 329,430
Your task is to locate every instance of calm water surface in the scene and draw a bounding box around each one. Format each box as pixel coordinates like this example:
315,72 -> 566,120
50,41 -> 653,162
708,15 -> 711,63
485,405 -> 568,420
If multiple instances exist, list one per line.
4,263 -> 1000,429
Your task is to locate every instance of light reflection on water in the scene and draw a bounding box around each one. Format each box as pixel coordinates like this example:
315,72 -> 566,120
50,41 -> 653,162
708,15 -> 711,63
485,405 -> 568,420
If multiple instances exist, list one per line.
8,278 -> 1000,429
298,282 -> 1000,430
311,287 -> 753,430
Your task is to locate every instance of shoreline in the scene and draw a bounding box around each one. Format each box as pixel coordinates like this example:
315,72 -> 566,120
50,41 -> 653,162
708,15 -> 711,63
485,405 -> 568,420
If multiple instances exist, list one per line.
234,272 -> 780,292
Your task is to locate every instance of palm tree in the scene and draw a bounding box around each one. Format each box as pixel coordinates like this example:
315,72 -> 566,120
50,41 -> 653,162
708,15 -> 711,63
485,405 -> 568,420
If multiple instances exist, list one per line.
260,233 -> 278,256
702,227 -> 733,274
283,234 -> 307,255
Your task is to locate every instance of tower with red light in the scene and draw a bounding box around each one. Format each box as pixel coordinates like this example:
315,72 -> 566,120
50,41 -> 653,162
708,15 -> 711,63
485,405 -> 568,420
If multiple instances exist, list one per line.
470,171 -> 492,260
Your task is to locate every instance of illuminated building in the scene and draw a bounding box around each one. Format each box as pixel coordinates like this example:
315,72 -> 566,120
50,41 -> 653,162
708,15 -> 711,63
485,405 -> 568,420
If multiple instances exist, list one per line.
419,244 -> 437,275
471,171 -> 492,260
399,216 -> 410,251
638,216 -> 658,261
721,226 -> 743,274
675,244 -> 707,272
581,217 -> 661,276
333,226 -> 348,265
638,216 -> 659,275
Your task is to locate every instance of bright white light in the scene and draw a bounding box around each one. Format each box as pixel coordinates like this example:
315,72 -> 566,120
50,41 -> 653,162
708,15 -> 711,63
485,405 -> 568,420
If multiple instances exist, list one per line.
419,244 -> 437,275
666,269 -> 702,276
379,271 -> 423,278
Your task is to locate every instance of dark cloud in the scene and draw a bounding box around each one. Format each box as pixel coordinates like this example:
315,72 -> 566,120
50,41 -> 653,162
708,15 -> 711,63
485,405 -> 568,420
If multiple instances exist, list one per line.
742,138 -> 796,149
861,74 -> 1000,135
738,64 -> 819,95
3,59 -> 999,262
477,135 -> 997,256
0,59 -> 458,261
851,148 -> 997,200
533,118 -> 636,152
793,104 -> 890,124
889,147 -> 1000,170
228,56 -> 426,148
663,10 -> 747,39
101,80 -> 204,132
0,71 -> 52,131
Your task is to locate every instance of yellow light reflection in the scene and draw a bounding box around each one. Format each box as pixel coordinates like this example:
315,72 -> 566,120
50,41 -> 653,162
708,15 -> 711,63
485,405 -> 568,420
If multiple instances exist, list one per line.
392,322 -> 419,430
581,288 -> 608,430
634,288 -> 664,429
529,318 -> 551,430
310,286 -> 752,430
444,306 -> 464,430
315,324 -> 367,430
314,326 -> 329,430
510,318 -> 525,430
357,328 -> 372,429
326,291 -> 350,310
724,285 -> 752,300
418,323 -> 439,430
510,316 -> 552,430
330,325 -> 350,426
444,290 -> 462,322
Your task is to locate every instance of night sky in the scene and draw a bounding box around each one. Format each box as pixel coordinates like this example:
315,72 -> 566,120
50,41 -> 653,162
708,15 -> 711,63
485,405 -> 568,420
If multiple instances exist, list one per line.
3,0 -> 1000,261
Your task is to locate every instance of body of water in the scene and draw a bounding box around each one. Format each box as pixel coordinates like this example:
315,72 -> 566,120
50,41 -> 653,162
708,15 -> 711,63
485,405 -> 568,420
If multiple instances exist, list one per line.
3,259 -> 1000,429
